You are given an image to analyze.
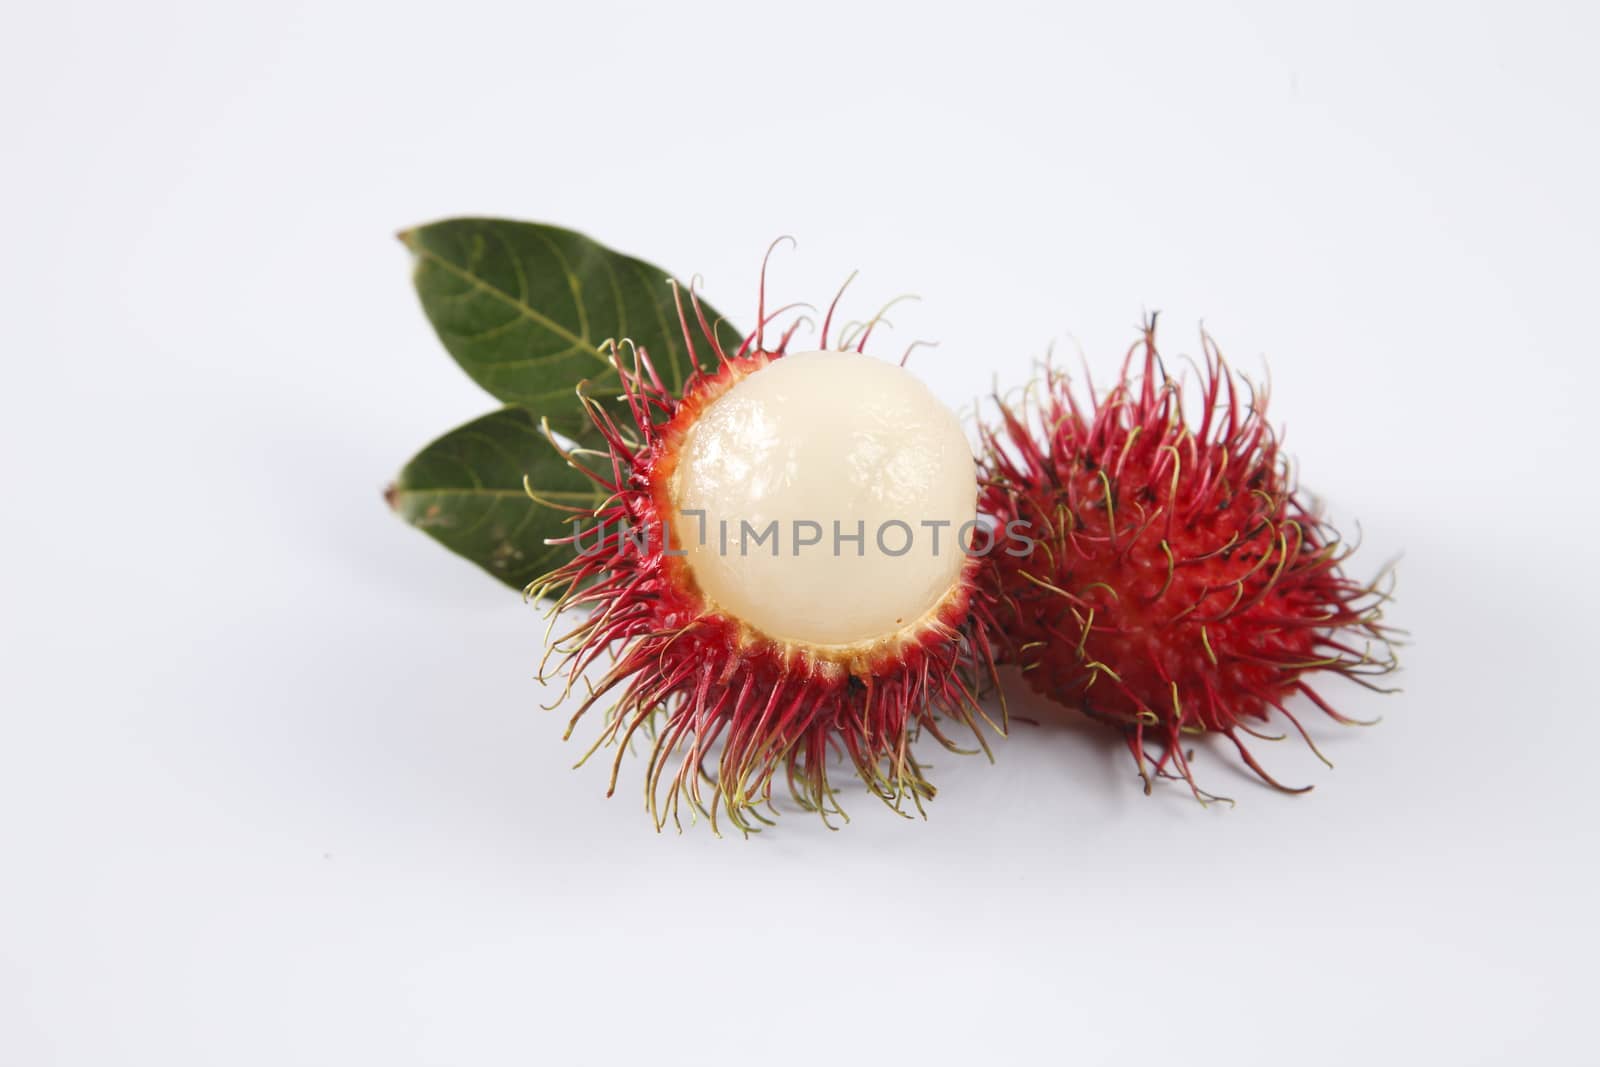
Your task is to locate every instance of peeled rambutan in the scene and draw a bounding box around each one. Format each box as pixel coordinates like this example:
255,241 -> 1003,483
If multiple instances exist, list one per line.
980,320 -> 1397,799
529,265 -> 1001,833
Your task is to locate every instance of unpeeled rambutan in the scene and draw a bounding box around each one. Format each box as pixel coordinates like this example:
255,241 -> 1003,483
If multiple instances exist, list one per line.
529,265 -> 1002,833
980,320 -> 1397,799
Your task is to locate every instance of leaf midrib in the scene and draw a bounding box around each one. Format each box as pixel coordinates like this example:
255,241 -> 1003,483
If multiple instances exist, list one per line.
407,238 -> 613,370
393,487 -> 594,501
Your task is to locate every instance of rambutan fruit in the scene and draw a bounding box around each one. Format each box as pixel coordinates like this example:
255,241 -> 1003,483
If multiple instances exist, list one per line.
979,320 -> 1397,800
529,263 -> 1001,833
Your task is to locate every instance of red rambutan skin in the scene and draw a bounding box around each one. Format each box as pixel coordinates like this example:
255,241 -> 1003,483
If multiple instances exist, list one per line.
529,276 -> 1001,833
980,321 -> 1396,798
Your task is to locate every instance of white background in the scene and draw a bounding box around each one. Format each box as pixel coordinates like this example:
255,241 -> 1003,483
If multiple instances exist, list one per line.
5,1 -> 1597,1063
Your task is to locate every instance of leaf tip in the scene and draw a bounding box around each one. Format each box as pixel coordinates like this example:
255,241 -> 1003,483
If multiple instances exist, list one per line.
383,481 -> 400,511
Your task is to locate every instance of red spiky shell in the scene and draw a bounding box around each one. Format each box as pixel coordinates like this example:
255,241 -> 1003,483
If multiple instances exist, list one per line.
530,286 -> 1001,833
979,321 -> 1396,799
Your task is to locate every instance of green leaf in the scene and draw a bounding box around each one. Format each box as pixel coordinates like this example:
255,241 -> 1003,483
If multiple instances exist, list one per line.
387,407 -> 597,591
400,218 -> 739,438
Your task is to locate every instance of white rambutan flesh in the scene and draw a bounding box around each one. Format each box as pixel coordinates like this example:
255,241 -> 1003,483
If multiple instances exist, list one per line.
669,350 -> 977,648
